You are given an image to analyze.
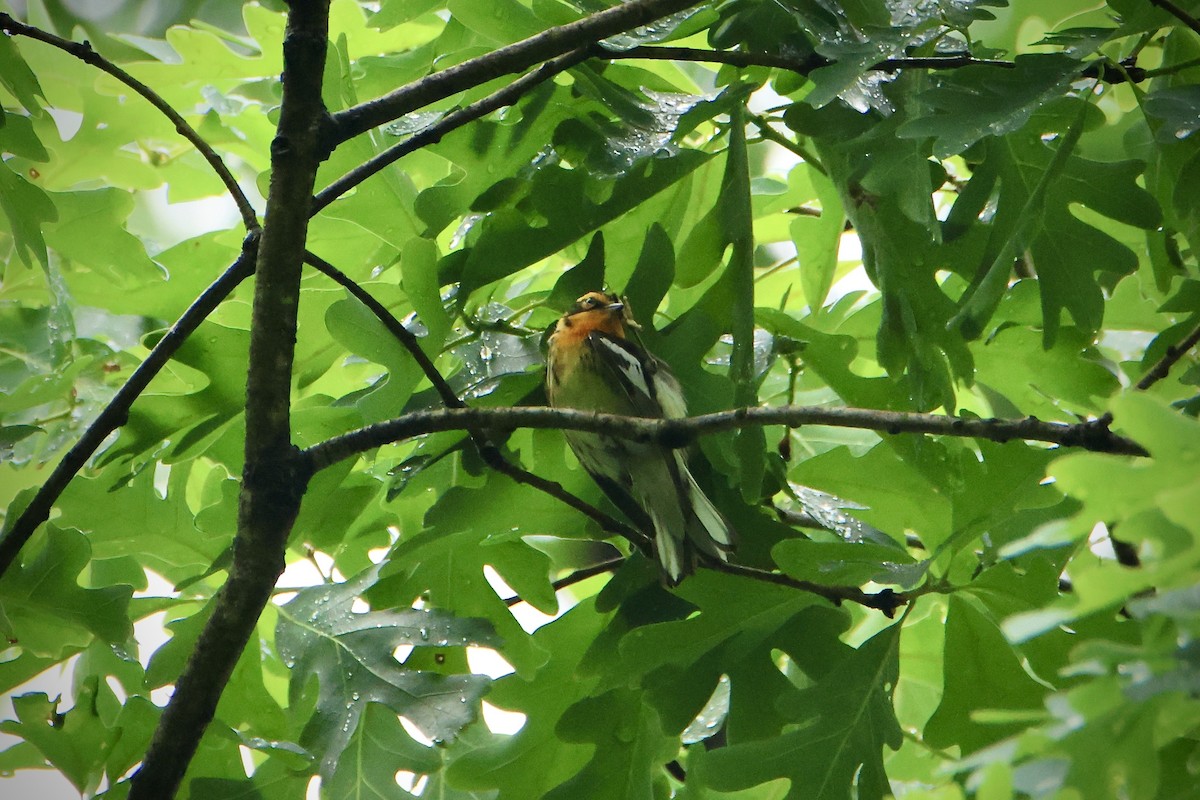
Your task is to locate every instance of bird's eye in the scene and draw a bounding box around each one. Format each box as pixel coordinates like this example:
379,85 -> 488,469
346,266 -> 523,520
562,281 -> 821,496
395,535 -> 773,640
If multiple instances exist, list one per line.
582,297 -> 597,308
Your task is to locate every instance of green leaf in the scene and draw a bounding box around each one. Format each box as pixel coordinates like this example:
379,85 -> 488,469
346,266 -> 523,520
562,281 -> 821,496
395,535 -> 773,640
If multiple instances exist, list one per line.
1144,85 -> 1200,142
547,232 -> 607,310
326,701 -> 442,799
0,681 -> 115,794
276,563 -> 498,779
1003,394 -> 1200,642
325,296 -> 426,424
0,165 -> 56,269
790,167 -> 843,311
773,539 -> 920,586
369,470 -> 567,674
955,114 -> 1162,343
0,526 -> 132,660
56,462 -> 227,585
897,55 -> 1081,158
925,596 -> 1049,753
702,621 -> 904,800
0,35 -> 45,116
454,149 -> 711,296
544,687 -> 677,800
400,237 -> 451,346
447,600 -> 605,800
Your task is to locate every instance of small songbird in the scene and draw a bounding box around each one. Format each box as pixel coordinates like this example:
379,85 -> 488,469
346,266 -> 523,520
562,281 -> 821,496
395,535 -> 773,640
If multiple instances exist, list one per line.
546,291 -> 736,584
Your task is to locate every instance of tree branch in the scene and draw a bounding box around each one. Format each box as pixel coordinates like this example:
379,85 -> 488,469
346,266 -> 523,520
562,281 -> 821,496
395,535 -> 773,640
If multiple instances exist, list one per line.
312,46 -> 592,215
128,3 -> 332,797
303,404 -> 1148,475
498,548 -> 908,616
1136,319 -> 1200,391
0,12 -> 259,230
0,236 -> 258,578
325,0 -> 705,146
504,555 -> 628,607
701,558 -> 905,617
1149,0 -> 1200,36
610,45 -> 1016,74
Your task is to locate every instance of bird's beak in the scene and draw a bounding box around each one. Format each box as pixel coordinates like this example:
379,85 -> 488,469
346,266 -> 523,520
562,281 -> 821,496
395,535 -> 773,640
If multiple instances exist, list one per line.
606,301 -> 624,313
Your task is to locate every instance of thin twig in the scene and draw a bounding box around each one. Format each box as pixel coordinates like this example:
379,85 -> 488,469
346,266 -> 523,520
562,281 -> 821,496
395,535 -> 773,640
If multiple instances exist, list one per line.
1144,55 -> 1200,78
0,235 -> 259,578
0,13 -> 259,230
702,558 -> 906,617
303,404 -> 1148,475
504,555 -> 627,607
326,0 -> 706,145
313,47 -> 591,214
1149,0 -> 1200,36
749,114 -> 827,176
500,549 -> 906,617
775,507 -> 825,530
302,252 -> 644,547
1136,320 -> 1200,391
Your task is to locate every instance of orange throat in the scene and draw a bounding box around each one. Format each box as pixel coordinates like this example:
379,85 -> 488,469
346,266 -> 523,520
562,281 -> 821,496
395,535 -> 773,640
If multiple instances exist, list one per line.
552,308 -> 626,347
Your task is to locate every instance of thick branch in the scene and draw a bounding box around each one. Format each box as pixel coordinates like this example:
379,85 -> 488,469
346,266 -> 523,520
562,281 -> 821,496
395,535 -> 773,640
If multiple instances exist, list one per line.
326,0 -> 704,145
128,3 -> 331,798
1136,320 -> 1200,391
0,13 -> 258,230
304,405 -> 1148,474
0,238 -> 257,578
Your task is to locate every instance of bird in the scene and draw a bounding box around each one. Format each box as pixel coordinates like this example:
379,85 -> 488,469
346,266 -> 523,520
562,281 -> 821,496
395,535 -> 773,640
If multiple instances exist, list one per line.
546,290 -> 736,585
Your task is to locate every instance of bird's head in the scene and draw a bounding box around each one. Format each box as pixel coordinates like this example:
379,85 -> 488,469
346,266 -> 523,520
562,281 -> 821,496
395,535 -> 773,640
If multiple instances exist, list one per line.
556,291 -> 633,339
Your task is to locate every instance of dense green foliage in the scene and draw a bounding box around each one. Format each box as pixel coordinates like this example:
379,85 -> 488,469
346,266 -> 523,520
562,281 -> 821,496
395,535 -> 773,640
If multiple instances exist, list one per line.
1,0 -> 1199,798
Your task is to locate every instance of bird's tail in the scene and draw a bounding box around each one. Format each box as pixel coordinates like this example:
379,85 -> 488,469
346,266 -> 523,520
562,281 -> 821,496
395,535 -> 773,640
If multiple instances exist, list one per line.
680,458 -> 737,561
633,455 -> 737,585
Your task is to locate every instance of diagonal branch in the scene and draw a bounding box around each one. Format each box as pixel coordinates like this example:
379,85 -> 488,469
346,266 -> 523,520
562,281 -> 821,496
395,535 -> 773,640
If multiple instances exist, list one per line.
1136,319 -> 1200,391
0,14 -> 263,579
0,12 -> 259,230
504,555 -> 628,607
312,46 -> 592,214
702,558 -> 906,616
1149,0 -> 1200,36
303,404 -> 1148,476
0,236 -> 258,578
325,0 -> 705,146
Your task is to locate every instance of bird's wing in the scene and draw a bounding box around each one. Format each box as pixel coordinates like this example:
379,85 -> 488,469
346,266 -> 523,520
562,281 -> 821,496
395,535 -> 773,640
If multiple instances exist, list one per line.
584,331 -> 675,419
